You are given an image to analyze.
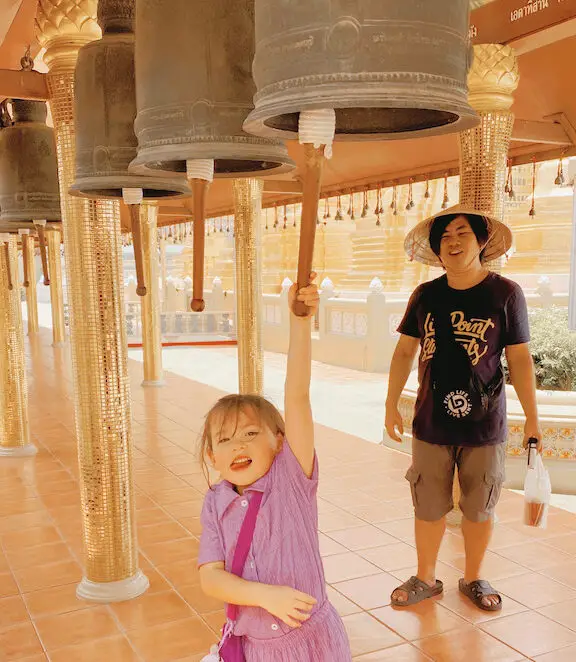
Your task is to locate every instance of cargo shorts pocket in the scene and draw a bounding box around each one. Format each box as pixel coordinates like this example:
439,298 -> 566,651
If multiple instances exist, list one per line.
483,471 -> 505,513
405,466 -> 421,507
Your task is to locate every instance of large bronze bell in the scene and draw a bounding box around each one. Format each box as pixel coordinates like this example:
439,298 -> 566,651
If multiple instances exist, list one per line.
70,0 -> 191,297
131,0 -> 295,311
243,0 -> 478,141
129,0 -> 294,177
0,99 -> 61,224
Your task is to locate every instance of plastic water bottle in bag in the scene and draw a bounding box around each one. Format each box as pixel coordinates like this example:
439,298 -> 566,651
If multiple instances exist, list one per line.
523,438 -> 551,529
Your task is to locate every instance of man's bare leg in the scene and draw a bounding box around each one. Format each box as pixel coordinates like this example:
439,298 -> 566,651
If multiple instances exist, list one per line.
461,517 -> 499,607
392,517 -> 446,602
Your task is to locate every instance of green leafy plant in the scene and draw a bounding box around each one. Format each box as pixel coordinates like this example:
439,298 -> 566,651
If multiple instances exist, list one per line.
503,307 -> 576,391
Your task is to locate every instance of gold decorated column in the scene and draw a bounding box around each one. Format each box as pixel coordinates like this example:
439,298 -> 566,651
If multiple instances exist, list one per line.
36,0 -> 148,602
447,44 -> 519,526
159,235 -> 167,312
20,230 -> 39,335
0,235 -> 36,457
459,44 -> 519,221
233,178 -> 264,395
46,228 -> 66,346
140,205 -> 164,386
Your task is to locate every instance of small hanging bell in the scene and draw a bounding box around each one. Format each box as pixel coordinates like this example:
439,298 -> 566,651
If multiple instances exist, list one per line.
0,99 -> 61,228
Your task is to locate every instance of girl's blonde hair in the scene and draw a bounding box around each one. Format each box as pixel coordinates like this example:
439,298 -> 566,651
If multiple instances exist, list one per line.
199,394 -> 285,487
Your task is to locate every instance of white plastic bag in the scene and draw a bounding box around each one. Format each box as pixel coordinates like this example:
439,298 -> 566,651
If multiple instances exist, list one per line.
524,450 -> 551,529
200,645 -> 221,662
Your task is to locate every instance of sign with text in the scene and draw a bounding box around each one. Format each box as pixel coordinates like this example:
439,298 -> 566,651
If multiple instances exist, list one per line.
469,0 -> 576,44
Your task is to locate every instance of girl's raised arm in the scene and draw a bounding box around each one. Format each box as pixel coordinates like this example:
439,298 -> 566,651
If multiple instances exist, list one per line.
284,273 -> 319,478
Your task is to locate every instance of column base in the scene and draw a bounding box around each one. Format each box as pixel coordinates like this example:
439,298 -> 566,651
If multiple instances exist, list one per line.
0,444 -> 38,457
141,379 -> 166,387
76,569 -> 150,603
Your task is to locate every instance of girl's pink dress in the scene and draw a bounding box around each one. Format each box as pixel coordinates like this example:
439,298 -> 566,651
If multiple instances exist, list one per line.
199,440 -> 352,661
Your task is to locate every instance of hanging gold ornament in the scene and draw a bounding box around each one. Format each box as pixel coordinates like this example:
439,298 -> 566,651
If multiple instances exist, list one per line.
424,179 -> 431,199
406,178 -> 415,210
375,185 -> 383,215
555,155 -> 565,186
441,173 -> 449,209
361,189 -> 369,218
349,192 -> 356,220
335,194 -> 343,221
529,157 -> 537,217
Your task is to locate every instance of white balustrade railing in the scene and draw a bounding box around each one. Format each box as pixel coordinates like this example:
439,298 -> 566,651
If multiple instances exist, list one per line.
125,302 -> 235,344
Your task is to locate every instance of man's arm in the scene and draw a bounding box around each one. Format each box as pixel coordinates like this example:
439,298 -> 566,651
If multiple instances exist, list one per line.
385,334 -> 420,442
505,343 -> 542,450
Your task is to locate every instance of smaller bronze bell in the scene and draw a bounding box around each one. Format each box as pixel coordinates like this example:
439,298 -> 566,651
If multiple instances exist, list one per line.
70,0 -> 191,297
0,99 -> 61,225
70,0 -> 191,201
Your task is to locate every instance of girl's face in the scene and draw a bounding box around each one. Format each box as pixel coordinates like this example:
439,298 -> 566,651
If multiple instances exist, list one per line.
208,406 -> 282,492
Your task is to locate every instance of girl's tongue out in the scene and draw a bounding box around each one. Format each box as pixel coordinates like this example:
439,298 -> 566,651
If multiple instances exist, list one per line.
231,456 -> 252,471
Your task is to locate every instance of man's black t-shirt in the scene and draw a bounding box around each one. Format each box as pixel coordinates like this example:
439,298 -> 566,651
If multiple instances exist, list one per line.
397,273 -> 530,447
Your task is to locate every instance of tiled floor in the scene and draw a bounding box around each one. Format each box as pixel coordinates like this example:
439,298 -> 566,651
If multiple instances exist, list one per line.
2,329 -> 576,660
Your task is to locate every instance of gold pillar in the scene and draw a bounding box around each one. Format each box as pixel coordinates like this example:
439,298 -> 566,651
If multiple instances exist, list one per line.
448,45 -> 519,525
159,235 -> 167,312
47,228 -> 66,346
36,0 -> 148,601
0,236 -> 35,457
21,231 -> 39,335
233,179 -> 264,395
140,205 -> 164,386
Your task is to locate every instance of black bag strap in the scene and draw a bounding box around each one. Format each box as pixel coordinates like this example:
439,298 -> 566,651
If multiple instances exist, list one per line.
428,279 -> 466,355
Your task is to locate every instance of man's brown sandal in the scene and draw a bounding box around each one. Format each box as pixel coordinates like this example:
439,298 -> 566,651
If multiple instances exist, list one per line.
391,576 -> 444,607
459,579 -> 502,611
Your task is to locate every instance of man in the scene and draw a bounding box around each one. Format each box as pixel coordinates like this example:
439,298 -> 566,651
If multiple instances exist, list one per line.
385,206 -> 541,611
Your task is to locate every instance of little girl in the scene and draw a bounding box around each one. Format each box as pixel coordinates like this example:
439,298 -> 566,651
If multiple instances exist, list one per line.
198,274 -> 352,661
